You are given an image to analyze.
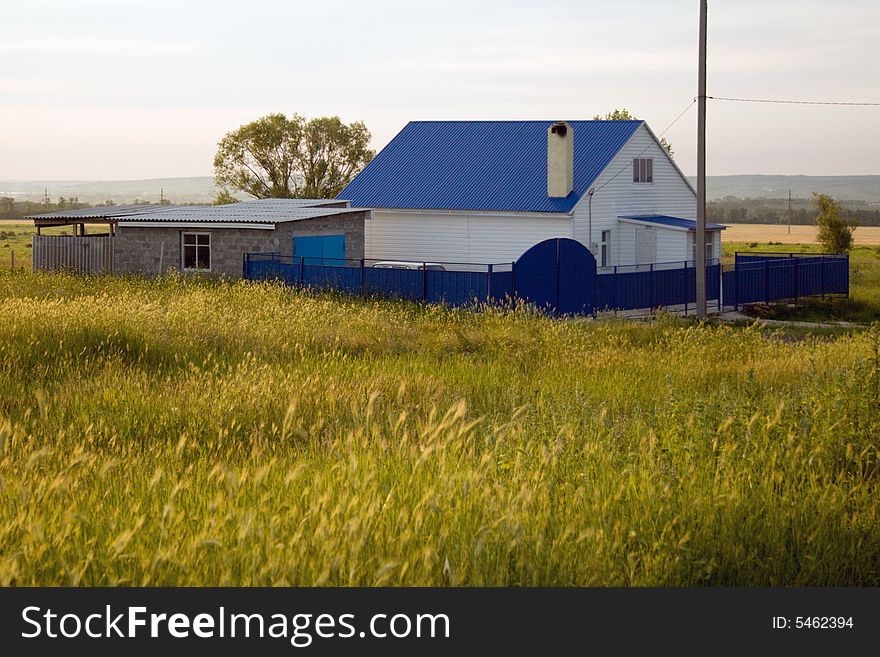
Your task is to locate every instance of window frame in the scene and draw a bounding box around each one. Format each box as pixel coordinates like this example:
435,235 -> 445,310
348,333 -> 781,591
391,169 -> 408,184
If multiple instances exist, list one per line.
181,231 -> 212,272
600,229 -> 611,267
633,158 -> 653,184
690,234 -> 714,264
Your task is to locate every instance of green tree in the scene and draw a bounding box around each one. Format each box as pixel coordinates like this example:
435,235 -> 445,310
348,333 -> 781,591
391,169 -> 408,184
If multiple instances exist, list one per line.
814,193 -> 856,253
213,189 -> 239,205
213,113 -> 374,199
593,108 -> 674,157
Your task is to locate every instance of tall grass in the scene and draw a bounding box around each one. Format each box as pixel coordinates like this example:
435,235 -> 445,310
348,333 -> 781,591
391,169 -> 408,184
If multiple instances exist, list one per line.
0,270 -> 878,585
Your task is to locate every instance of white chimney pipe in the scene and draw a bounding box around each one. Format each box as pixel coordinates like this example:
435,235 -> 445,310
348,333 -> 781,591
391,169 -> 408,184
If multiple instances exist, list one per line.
547,121 -> 573,198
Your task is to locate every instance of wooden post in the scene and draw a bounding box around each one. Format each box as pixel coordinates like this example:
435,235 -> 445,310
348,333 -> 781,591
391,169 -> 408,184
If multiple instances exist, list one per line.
695,0 -> 708,318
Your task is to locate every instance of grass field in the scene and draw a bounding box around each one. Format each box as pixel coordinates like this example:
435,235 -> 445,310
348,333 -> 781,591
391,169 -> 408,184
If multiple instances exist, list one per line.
1,269 -> 879,586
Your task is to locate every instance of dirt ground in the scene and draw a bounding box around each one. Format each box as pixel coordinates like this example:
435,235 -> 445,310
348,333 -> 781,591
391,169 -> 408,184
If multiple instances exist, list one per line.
723,223 -> 880,246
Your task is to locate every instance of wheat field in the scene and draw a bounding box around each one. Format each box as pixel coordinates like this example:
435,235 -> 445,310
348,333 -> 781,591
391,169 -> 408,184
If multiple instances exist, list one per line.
0,270 -> 878,586
723,223 -> 880,246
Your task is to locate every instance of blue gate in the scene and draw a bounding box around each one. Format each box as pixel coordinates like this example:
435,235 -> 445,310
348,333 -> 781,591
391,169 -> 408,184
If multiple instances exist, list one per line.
514,238 -> 596,315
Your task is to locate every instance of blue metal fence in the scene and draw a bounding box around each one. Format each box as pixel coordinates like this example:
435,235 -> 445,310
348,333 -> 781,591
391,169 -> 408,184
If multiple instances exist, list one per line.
721,252 -> 849,309
244,254 -> 515,307
596,260 -> 722,313
244,249 -> 848,317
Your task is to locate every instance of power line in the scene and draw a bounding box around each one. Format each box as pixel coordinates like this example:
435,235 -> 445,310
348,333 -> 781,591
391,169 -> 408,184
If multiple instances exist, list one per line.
707,95 -> 880,107
592,98 -> 696,194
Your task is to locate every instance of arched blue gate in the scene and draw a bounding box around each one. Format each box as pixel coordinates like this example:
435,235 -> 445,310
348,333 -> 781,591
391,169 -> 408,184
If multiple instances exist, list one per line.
514,238 -> 596,315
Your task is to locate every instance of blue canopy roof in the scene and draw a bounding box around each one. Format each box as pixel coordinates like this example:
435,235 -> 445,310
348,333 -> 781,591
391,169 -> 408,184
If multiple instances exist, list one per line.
619,214 -> 727,231
339,120 -> 643,213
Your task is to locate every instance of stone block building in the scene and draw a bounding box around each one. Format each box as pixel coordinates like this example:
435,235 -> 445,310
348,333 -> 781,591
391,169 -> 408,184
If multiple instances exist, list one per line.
30,199 -> 370,278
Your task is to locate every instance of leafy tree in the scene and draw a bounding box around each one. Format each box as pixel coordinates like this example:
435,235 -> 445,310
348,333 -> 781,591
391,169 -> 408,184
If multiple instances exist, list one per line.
814,193 -> 856,253
593,108 -> 674,157
214,189 -> 239,205
214,113 -> 374,199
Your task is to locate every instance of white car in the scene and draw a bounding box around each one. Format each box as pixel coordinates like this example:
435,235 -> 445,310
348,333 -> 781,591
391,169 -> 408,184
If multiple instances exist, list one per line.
371,261 -> 446,271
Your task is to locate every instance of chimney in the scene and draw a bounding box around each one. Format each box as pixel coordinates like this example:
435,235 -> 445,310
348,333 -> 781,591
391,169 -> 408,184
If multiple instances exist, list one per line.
547,121 -> 573,198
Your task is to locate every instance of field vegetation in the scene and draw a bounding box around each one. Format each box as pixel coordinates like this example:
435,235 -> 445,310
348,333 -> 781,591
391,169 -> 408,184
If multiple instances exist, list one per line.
1,269 -> 879,585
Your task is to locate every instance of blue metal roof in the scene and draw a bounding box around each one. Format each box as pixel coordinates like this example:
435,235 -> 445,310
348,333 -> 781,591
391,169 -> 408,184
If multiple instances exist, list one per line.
619,214 -> 727,231
339,120 -> 643,213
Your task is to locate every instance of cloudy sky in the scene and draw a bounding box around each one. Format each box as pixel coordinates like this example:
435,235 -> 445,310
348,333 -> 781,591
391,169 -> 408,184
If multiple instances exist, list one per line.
2,0 -> 878,180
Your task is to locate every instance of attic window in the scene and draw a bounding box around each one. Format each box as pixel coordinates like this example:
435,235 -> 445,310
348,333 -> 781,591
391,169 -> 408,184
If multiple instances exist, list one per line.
633,158 -> 653,183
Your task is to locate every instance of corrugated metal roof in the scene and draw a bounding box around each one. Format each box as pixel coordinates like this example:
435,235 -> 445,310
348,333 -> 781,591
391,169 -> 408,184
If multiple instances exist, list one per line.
619,214 -> 728,231
28,204 -> 182,220
338,120 -> 643,213
27,199 -> 355,224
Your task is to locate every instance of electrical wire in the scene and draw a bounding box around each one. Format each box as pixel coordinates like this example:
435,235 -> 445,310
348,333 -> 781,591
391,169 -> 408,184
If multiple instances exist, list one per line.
707,95 -> 880,106
591,99 -> 696,194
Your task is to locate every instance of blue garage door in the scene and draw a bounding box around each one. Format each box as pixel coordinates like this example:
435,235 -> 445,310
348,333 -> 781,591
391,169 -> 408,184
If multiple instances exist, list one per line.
294,234 -> 346,265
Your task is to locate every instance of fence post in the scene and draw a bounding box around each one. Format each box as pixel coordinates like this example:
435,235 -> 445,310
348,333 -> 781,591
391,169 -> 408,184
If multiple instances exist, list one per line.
242,252 -> 247,278
360,258 -> 366,298
793,256 -> 799,302
820,256 -> 825,300
684,261 -> 688,315
423,262 -> 428,302
298,256 -> 304,286
511,262 -> 517,299
487,264 -> 493,302
733,263 -> 739,311
650,263 -> 655,311
764,259 -> 770,303
613,266 -> 618,313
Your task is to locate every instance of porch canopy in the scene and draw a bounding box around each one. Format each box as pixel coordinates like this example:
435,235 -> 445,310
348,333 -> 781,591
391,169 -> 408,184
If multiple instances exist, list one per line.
618,214 -> 728,231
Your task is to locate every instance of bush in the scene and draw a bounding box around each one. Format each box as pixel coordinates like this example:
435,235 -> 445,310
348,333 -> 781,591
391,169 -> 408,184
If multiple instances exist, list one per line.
814,193 -> 856,253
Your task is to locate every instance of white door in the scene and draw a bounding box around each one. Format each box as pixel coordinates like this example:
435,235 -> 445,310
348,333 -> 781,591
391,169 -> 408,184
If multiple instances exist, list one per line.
635,226 -> 656,265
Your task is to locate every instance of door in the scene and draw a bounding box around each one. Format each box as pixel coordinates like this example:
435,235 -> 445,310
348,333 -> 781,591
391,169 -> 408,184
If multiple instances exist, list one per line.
294,234 -> 346,265
635,226 -> 656,266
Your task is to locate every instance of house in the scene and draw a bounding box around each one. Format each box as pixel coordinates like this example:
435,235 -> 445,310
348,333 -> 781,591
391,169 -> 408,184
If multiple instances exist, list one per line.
339,120 -> 725,268
29,199 -> 371,277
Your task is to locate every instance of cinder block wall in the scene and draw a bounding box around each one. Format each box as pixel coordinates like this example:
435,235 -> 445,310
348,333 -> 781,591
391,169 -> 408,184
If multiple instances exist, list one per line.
113,211 -> 368,278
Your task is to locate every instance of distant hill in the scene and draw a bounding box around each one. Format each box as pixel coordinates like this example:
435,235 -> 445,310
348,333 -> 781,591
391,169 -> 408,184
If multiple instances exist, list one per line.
0,177 -> 223,204
3,174 -> 879,205
689,175 -> 880,203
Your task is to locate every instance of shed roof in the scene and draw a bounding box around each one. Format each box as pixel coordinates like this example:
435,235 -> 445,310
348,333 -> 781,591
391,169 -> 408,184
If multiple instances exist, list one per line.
338,120 -> 643,214
618,214 -> 727,231
27,199 -> 359,226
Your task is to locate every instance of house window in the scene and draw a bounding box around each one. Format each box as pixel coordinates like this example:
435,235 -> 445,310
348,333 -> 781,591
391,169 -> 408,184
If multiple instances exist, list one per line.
600,230 -> 611,267
182,232 -> 211,271
633,158 -> 653,183
690,236 -> 714,264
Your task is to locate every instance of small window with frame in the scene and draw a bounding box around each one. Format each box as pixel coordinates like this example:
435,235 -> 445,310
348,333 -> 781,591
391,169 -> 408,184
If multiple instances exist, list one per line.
182,232 -> 211,271
600,229 -> 611,267
633,158 -> 653,183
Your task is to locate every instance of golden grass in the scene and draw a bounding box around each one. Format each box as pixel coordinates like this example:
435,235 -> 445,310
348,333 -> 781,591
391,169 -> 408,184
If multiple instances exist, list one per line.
723,223 -> 880,246
0,270 -> 878,586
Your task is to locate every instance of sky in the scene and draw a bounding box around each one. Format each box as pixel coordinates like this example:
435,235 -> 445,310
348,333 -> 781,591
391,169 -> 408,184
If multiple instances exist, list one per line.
1,0 -> 878,180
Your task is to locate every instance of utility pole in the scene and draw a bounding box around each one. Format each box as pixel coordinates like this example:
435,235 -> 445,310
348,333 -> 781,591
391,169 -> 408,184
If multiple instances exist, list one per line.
695,0 -> 708,318
787,190 -> 792,234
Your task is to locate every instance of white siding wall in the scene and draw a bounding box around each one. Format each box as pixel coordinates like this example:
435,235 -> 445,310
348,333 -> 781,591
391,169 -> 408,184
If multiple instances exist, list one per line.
366,211 -> 572,265
572,124 -> 699,266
